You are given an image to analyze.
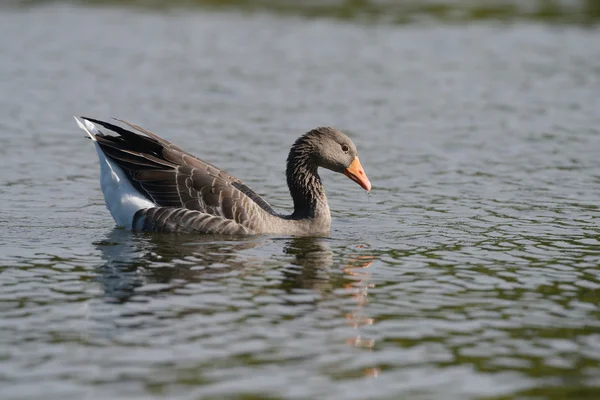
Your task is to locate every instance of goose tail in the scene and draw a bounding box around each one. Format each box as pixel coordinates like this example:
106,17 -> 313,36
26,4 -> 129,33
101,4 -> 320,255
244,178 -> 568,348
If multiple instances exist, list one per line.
74,116 -> 155,229
74,116 -> 98,141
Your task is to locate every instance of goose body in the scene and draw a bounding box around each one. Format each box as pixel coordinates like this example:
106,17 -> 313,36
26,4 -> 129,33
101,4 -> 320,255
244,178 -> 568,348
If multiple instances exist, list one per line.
76,117 -> 371,236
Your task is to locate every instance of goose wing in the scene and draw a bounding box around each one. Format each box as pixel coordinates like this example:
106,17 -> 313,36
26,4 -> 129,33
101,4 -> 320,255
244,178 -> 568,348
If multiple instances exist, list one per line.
82,117 -> 276,233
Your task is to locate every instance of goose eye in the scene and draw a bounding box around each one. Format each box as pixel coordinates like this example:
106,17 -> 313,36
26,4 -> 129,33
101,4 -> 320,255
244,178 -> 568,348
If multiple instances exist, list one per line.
341,144 -> 349,153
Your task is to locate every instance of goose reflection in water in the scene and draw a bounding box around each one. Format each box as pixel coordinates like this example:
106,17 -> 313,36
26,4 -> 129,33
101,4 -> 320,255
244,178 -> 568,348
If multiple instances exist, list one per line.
93,229 -> 260,302
94,229 -> 380,377
343,251 -> 380,378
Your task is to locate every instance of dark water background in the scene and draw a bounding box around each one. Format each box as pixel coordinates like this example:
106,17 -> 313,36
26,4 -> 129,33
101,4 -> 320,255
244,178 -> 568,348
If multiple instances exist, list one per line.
0,1 -> 599,398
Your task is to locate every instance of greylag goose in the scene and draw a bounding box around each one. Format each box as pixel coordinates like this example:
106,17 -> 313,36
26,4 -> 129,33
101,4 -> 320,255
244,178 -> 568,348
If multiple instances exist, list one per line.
75,117 -> 371,236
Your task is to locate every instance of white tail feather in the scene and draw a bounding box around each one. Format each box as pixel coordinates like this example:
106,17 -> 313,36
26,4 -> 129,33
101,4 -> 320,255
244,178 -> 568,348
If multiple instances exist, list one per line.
74,116 -> 96,141
75,117 -> 155,229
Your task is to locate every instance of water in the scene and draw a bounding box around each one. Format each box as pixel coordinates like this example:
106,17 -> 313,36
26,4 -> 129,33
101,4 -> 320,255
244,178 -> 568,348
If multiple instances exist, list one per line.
1,3 -> 600,399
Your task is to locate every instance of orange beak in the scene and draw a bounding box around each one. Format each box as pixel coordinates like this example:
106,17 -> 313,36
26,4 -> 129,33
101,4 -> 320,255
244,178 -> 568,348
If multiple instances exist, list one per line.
344,157 -> 371,192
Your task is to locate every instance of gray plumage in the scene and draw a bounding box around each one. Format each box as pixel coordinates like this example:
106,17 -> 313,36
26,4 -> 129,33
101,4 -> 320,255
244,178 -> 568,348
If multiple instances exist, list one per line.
82,118 -> 370,236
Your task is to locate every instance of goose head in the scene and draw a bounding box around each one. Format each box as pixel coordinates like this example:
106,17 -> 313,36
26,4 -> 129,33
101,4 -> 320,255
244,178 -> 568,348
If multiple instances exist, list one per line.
299,127 -> 372,192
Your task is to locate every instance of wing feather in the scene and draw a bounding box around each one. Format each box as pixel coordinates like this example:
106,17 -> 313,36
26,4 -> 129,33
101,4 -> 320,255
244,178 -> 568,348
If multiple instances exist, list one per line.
83,117 -> 276,232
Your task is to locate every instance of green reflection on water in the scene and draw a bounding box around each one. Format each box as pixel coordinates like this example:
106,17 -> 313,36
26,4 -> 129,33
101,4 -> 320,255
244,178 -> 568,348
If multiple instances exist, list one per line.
9,0 -> 600,24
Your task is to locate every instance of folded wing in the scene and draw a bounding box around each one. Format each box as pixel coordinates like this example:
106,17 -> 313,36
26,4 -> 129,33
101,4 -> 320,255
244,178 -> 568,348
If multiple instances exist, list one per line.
83,117 -> 276,233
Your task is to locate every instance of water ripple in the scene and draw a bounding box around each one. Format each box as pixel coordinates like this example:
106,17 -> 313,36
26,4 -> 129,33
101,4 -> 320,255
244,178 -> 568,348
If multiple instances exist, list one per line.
1,4 -> 600,399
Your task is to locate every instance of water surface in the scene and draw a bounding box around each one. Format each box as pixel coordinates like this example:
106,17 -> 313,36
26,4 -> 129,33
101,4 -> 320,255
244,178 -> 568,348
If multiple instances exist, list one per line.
0,3 -> 599,399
